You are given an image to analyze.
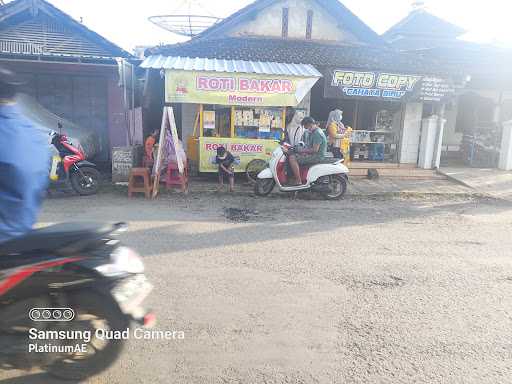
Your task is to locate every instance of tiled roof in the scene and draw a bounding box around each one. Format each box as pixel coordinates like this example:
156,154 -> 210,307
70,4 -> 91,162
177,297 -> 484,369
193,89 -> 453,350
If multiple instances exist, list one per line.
384,10 -> 465,39
416,42 -> 512,76
146,37 -> 459,75
0,0 -> 131,59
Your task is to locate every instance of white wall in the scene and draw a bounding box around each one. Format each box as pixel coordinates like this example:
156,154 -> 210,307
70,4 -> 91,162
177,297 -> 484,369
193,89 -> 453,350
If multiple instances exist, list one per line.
399,102 -> 423,164
225,0 -> 360,43
499,120 -> 512,170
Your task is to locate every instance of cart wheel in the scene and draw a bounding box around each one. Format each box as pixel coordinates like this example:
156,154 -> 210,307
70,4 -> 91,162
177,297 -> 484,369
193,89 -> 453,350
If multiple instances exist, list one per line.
246,159 -> 268,184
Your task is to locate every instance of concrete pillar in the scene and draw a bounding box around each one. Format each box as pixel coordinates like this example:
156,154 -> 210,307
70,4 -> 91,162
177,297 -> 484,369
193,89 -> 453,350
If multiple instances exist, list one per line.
433,115 -> 447,169
499,120 -> 512,170
418,116 -> 438,169
399,102 -> 423,164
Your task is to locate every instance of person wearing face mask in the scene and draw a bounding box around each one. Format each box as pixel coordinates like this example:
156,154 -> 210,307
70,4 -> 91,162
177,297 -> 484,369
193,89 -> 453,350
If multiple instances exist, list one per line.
326,109 -> 346,159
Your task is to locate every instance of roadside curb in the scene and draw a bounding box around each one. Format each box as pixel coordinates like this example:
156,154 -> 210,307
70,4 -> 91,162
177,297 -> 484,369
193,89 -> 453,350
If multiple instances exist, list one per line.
107,183 -> 488,201
437,169 -> 512,203
437,169 -> 473,189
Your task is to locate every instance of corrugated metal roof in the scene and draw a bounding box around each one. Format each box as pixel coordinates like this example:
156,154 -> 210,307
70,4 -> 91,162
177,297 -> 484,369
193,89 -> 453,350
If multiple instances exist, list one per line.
140,55 -> 323,77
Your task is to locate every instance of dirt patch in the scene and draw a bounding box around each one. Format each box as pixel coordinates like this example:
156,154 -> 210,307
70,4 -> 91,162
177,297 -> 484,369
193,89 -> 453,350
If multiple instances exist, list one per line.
327,274 -> 407,289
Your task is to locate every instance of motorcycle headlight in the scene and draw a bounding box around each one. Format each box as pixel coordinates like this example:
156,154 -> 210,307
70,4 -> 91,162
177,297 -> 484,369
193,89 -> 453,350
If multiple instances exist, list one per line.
95,246 -> 145,276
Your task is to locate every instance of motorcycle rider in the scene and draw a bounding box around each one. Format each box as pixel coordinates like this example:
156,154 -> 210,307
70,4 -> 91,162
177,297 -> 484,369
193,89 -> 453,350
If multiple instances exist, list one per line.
286,117 -> 327,185
0,66 -> 50,243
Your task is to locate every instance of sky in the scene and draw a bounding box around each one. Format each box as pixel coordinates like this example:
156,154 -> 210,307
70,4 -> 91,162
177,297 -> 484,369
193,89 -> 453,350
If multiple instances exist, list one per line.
40,0 -> 511,52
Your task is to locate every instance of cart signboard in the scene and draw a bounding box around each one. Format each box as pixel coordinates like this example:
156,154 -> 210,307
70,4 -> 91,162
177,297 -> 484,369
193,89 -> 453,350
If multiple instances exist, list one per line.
166,69 -> 319,107
152,106 -> 183,198
198,137 -> 279,172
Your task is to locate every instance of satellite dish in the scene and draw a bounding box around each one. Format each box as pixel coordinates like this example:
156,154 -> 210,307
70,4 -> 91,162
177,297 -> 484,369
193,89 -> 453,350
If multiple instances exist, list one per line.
149,15 -> 222,37
149,0 -> 222,38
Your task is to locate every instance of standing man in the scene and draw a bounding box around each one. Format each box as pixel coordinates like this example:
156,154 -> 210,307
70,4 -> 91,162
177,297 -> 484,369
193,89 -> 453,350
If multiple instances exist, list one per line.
287,117 -> 327,185
0,66 -> 50,243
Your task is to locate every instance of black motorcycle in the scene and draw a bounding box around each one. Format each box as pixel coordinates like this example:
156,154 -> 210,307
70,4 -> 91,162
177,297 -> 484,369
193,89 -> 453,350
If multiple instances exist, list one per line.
0,222 -> 154,381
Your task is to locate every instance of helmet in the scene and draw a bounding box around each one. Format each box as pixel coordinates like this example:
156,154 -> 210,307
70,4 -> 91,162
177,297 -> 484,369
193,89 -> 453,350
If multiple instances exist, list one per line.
301,116 -> 316,126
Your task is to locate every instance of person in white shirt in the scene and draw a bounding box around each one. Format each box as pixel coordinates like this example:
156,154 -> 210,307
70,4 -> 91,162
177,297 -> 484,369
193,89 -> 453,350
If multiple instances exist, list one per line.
285,108 -> 306,146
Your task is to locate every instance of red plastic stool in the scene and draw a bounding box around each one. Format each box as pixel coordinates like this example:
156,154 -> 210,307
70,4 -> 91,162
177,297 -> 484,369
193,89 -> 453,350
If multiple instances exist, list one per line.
166,159 -> 189,193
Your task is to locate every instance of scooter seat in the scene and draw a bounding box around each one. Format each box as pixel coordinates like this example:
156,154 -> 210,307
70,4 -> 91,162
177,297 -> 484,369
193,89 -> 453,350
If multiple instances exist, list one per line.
0,222 -> 123,255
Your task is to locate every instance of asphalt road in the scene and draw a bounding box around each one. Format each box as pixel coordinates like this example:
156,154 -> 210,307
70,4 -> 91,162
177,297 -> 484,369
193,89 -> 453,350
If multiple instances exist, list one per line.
2,192 -> 512,384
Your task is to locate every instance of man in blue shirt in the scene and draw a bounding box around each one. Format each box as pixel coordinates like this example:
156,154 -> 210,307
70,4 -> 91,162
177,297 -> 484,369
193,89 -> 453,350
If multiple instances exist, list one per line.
0,66 -> 50,243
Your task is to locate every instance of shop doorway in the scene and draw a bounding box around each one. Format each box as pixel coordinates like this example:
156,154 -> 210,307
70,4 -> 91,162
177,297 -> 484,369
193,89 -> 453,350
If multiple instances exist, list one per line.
441,92 -> 502,168
351,101 -> 402,163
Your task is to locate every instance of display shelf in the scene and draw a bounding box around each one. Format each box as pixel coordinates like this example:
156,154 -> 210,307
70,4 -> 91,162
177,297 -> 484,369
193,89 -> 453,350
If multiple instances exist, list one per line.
355,130 -> 395,134
233,106 -> 285,140
351,141 -> 393,144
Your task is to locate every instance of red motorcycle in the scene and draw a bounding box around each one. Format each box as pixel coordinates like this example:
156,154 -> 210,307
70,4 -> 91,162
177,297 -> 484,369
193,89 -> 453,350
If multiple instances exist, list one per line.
50,129 -> 100,195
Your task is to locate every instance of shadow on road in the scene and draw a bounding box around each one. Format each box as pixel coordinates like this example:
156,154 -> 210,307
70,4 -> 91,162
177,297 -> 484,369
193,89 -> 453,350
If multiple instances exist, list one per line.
0,372 -> 81,384
37,191 -> 512,258
85,195 -> 512,258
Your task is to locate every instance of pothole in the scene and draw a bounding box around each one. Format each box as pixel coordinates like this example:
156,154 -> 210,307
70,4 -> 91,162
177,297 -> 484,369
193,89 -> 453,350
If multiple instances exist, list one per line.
223,208 -> 259,222
366,275 -> 405,288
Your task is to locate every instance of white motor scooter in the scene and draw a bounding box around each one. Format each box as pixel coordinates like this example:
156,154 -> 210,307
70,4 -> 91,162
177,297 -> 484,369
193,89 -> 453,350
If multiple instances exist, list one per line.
254,143 -> 349,200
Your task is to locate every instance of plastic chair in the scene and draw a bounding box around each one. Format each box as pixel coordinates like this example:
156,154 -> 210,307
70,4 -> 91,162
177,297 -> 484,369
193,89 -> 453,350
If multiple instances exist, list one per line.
166,159 -> 189,193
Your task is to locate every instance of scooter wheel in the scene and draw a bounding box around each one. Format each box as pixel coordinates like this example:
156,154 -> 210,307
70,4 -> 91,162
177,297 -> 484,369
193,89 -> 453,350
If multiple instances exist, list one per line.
254,179 -> 275,196
246,159 -> 268,184
71,167 -> 100,196
321,175 -> 347,200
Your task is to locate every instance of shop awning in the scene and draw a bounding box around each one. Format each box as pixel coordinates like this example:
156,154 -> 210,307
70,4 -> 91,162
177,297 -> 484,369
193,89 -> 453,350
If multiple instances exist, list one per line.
140,55 -> 323,78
